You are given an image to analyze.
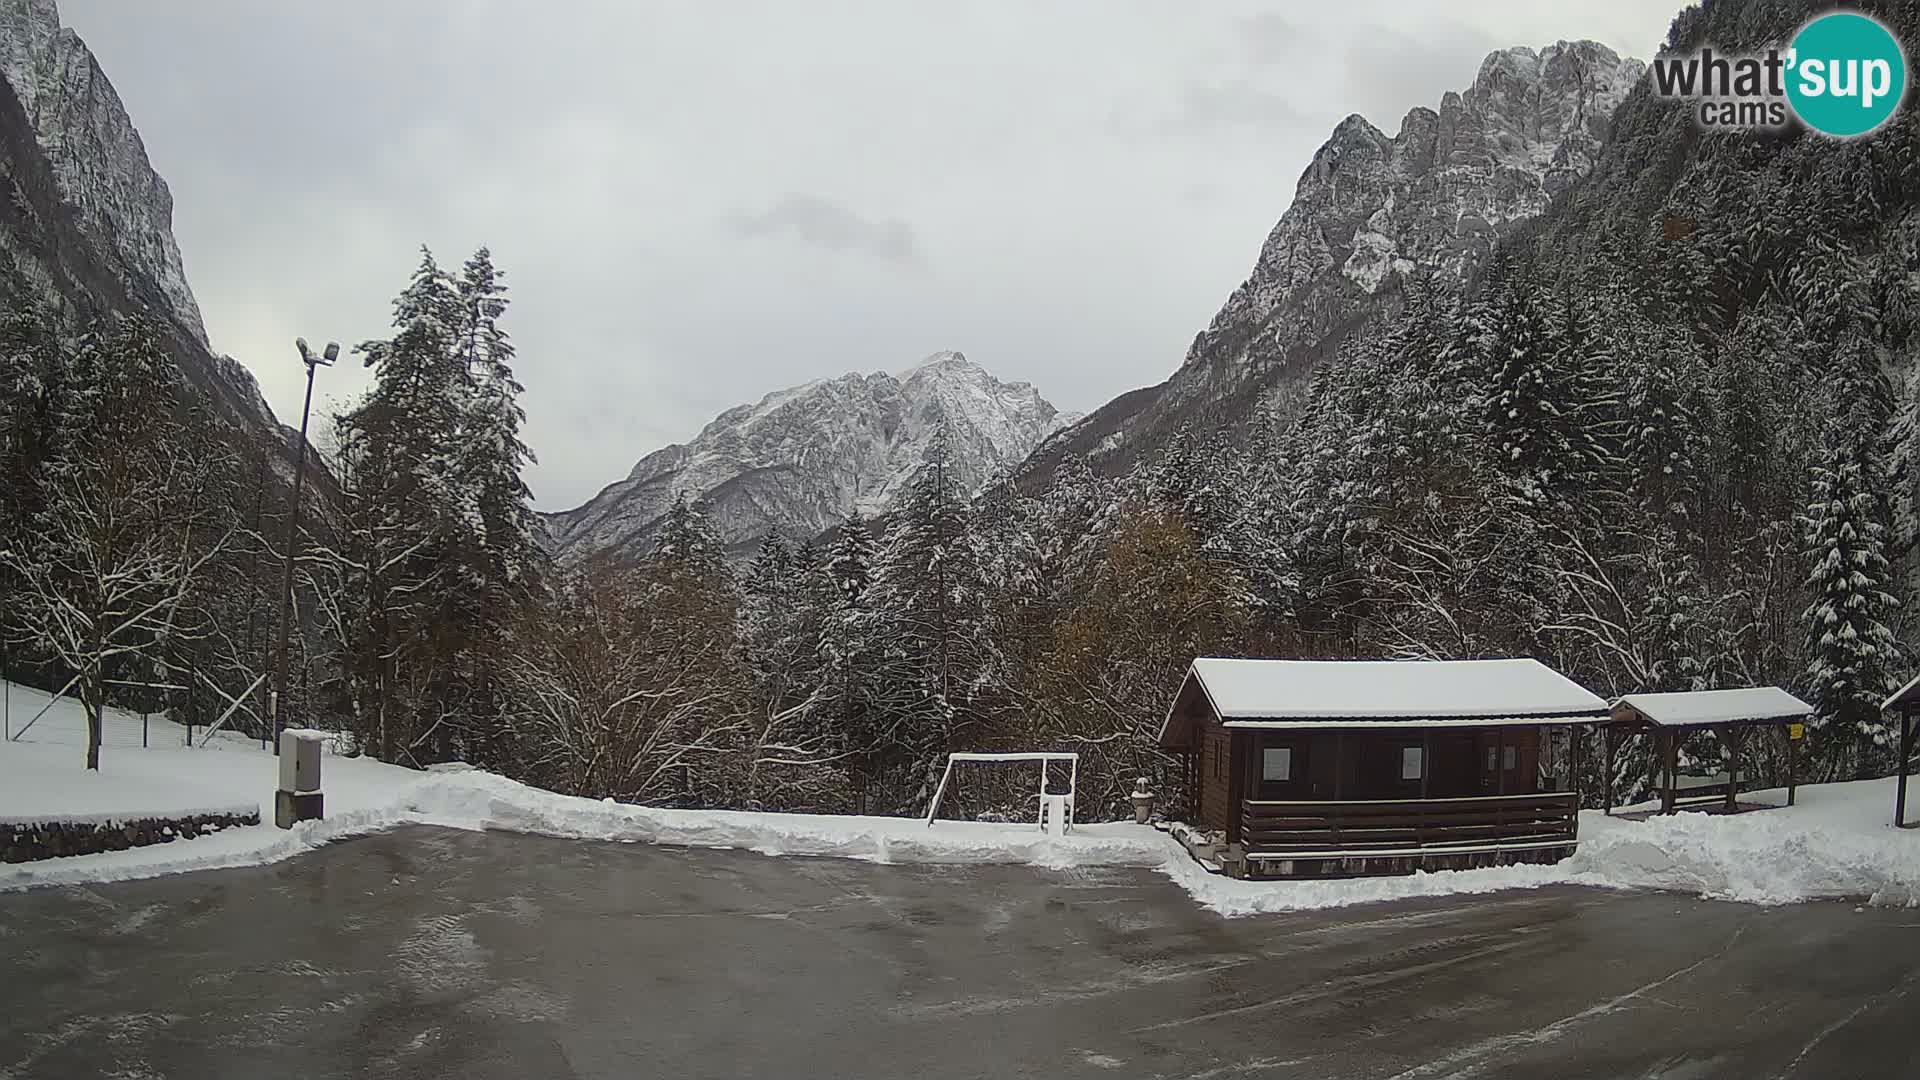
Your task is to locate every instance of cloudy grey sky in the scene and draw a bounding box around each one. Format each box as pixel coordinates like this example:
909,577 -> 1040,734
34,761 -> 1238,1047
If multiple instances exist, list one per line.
61,1 -> 1678,510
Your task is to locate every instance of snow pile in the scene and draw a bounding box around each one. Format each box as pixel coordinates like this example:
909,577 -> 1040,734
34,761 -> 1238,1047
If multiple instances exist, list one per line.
0,769 -> 1170,892
0,682 -> 1167,891
6,681 -> 1919,910
404,771 -> 1168,870
1568,783 -> 1920,907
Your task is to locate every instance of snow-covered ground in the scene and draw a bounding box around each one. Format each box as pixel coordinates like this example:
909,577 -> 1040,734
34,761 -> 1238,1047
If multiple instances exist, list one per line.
5,681 -> 1919,912
0,681 -> 418,826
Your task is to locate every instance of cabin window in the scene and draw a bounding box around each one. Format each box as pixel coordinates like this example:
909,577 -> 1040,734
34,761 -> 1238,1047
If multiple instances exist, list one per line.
1504,746 -> 1518,771
1401,746 -> 1424,781
1486,747 -> 1497,772
1262,747 -> 1292,782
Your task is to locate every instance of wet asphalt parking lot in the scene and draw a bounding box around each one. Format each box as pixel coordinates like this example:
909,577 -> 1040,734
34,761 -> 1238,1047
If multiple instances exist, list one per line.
2,826 -> 1918,1079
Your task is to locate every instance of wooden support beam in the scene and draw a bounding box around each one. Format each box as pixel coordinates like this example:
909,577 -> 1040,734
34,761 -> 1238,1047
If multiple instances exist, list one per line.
1567,725 -> 1579,798
1787,724 -> 1798,808
1722,726 -> 1744,814
1602,724 -> 1616,816
1661,728 -> 1679,815
1898,711 -> 1914,829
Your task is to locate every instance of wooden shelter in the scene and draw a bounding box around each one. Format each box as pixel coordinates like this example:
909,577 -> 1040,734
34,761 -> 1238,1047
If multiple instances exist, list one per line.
1889,674 -> 1920,829
1157,658 -> 1608,879
1605,688 -> 1811,816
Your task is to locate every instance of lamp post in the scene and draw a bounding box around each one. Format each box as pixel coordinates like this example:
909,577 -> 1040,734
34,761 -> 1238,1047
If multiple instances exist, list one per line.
270,337 -> 337,754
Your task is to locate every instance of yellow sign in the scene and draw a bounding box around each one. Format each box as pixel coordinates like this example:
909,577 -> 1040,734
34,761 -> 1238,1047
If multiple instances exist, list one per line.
1788,723 -> 1805,741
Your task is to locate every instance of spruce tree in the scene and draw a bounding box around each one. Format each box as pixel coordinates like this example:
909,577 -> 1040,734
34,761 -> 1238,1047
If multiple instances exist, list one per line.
1893,363 -> 1920,560
1803,335 -> 1901,777
636,493 -> 745,805
739,532 -> 800,710
440,248 -> 546,763
858,428 -> 988,811
333,248 -> 470,761
452,248 -> 544,592
825,510 -> 875,605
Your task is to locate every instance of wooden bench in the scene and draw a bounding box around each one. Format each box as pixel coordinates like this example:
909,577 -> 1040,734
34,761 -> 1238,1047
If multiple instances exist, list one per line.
1661,771 -> 1733,810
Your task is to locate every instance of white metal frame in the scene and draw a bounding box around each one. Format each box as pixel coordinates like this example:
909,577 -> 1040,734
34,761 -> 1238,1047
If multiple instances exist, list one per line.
924,751 -> 1079,830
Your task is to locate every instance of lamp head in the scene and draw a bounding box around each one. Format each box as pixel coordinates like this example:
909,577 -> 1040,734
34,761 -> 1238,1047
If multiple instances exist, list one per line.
295,337 -> 312,363
321,342 -> 340,365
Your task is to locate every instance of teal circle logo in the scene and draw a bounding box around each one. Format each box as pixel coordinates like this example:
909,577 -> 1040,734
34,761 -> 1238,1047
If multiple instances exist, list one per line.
1786,12 -> 1907,137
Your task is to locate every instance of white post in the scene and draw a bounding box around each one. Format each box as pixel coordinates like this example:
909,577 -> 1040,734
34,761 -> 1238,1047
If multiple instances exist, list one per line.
1037,759 -> 1047,830
924,756 -> 957,827
1069,756 -> 1079,829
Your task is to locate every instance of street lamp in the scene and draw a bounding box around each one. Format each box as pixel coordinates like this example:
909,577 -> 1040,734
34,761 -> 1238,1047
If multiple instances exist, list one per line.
270,337 -> 337,753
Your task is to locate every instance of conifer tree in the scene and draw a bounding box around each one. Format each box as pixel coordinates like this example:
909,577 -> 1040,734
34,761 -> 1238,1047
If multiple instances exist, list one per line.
1893,362 -> 1920,559
857,428 -> 989,811
826,511 -> 875,606
441,248 -> 547,762
452,248 -> 544,593
332,248 -> 470,762
740,532 -> 800,710
0,299 -> 69,538
1803,334 -> 1900,777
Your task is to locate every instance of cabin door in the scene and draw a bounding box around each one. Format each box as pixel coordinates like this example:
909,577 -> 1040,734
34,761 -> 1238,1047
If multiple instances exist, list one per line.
1252,733 -> 1310,800
1428,734 -> 1478,798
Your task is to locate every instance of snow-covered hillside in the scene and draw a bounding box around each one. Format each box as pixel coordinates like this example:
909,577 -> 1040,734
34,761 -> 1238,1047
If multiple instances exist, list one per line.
545,351 -> 1075,560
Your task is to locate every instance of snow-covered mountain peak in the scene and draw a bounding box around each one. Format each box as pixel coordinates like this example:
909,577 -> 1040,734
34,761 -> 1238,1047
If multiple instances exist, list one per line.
548,354 -> 1071,562
1015,38 -> 1645,485
895,349 -> 972,378
1186,38 -> 1643,366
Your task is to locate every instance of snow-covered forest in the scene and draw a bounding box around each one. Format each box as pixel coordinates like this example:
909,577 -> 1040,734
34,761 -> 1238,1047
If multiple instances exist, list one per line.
2,0 -> 1917,825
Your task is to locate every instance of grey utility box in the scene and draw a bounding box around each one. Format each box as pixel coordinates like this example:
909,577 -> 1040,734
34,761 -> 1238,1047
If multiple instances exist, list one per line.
275,729 -> 326,828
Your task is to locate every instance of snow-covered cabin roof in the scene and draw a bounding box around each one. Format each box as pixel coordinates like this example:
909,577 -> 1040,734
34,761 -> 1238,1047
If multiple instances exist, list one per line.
1886,672 -> 1920,715
1158,658 -> 1607,744
1611,687 -> 1812,727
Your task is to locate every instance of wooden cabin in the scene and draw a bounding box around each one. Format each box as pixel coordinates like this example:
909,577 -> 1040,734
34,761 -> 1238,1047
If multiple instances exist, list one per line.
1158,658 -> 1609,879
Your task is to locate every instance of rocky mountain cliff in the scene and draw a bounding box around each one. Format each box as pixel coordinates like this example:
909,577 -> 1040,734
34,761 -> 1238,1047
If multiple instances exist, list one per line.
545,352 -> 1073,561
1019,40 -> 1645,486
0,0 -> 288,461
